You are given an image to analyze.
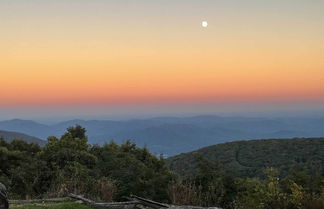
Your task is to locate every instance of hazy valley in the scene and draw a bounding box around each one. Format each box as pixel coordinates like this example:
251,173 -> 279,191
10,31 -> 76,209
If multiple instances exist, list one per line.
2,115 -> 324,156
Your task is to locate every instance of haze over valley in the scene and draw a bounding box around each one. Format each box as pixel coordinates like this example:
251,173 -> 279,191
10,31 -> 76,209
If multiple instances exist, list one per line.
2,115 -> 324,156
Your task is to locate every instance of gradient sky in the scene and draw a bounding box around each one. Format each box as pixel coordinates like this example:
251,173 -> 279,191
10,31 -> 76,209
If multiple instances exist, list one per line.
1,0 -> 324,119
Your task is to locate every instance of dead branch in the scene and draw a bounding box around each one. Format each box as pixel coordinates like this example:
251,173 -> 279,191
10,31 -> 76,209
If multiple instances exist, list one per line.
69,194 -> 222,209
129,195 -> 222,209
69,193 -> 138,209
9,197 -> 71,204
130,195 -> 169,208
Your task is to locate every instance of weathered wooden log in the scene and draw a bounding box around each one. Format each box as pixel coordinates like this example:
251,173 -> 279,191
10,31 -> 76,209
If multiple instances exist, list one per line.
129,195 -> 222,209
168,206 -> 222,209
70,194 -> 222,209
9,197 -> 71,204
129,195 -> 169,208
69,194 -> 138,209
130,195 -> 222,209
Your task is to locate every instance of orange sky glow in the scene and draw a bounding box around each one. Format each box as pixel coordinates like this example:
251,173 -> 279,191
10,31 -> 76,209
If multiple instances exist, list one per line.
1,0 -> 323,109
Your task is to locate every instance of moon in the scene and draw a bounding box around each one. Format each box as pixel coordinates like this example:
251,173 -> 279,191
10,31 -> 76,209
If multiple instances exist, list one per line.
202,21 -> 208,28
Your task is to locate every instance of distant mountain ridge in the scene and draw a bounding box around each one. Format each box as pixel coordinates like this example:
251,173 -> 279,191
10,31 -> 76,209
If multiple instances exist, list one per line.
0,130 -> 46,145
1,116 -> 324,155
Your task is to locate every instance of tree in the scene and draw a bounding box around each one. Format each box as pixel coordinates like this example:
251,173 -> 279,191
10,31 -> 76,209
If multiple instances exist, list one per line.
40,125 -> 97,196
91,140 -> 176,201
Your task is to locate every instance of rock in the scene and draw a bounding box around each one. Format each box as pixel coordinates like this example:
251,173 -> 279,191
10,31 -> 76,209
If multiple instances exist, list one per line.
0,183 -> 8,209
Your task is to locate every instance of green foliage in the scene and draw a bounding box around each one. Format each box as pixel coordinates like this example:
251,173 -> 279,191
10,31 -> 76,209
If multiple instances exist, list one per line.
90,141 -> 176,201
1,131 -> 324,209
0,138 -> 43,199
0,126 -> 175,202
234,178 -> 265,209
167,138 -> 324,178
168,157 -> 324,209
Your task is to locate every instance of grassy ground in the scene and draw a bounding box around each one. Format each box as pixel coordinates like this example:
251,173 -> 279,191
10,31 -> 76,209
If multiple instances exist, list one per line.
10,202 -> 93,209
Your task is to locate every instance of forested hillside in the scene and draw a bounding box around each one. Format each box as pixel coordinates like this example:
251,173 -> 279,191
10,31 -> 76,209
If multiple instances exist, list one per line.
167,138 -> 324,177
1,126 -> 323,209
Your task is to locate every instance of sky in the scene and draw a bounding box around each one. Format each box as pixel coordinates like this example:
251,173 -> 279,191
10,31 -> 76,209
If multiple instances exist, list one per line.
0,0 -> 324,120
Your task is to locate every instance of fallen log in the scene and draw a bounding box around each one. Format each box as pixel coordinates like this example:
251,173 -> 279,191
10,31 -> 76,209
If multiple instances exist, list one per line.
168,206 -> 222,209
69,194 -> 138,209
9,197 -> 71,204
129,195 -> 169,208
70,194 -> 222,209
129,195 -> 222,209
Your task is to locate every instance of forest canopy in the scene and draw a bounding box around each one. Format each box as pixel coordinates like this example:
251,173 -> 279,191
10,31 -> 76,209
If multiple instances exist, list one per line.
0,125 -> 323,209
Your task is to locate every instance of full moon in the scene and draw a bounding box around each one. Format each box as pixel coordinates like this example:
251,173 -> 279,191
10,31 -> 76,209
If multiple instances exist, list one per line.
202,21 -> 208,28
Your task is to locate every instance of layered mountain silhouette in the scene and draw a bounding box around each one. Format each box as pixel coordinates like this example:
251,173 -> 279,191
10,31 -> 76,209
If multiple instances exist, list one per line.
0,130 -> 45,145
1,116 -> 324,155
